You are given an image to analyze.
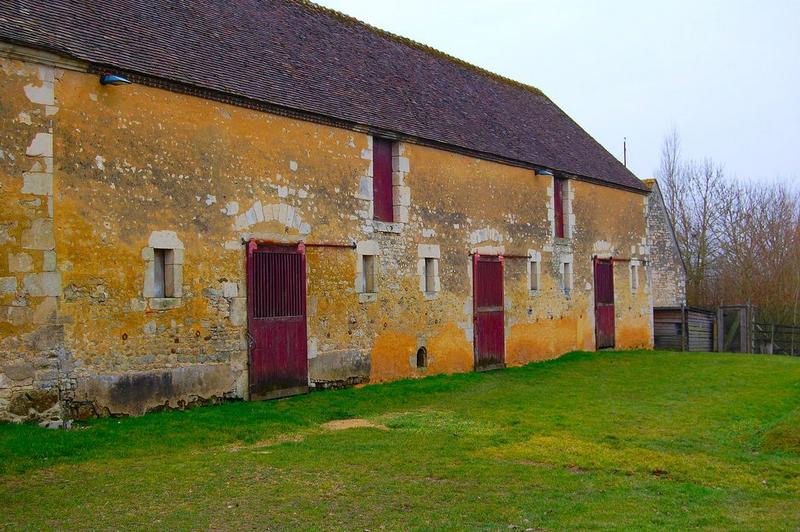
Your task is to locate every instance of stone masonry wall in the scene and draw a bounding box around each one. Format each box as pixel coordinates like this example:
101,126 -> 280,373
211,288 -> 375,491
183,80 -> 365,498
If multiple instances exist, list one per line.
0,49 -> 654,422
645,180 -> 686,307
0,57 -> 71,424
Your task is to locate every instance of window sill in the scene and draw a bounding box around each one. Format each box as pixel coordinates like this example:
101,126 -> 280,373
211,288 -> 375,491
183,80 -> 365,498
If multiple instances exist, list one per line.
528,289 -> 540,297
373,221 -> 403,234
358,292 -> 377,303
149,297 -> 182,310
423,291 -> 439,301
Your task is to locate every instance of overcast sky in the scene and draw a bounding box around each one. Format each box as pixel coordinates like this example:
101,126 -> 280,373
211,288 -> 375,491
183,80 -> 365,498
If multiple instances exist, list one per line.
316,0 -> 800,184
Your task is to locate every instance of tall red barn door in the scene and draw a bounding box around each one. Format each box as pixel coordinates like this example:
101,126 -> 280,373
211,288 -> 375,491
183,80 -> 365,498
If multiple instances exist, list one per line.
594,258 -> 615,349
473,254 -> 505,370
247,241 -> 308,400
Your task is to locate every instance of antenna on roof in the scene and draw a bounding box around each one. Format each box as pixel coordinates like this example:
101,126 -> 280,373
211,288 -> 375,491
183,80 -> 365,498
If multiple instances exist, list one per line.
623,137 -> 627,167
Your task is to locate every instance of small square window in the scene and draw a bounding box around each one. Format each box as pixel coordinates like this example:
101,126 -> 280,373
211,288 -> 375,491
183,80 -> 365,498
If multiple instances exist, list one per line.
363,255 -> 376,294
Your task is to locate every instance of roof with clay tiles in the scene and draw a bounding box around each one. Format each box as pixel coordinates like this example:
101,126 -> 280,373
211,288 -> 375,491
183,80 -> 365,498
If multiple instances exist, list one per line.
0,0 -> 647,192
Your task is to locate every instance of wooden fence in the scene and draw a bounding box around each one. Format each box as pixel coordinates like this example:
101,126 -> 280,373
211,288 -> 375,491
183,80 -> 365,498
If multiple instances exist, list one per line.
752,322 -> 800,356
653,306 -> 716,352
653,304 -> 799,356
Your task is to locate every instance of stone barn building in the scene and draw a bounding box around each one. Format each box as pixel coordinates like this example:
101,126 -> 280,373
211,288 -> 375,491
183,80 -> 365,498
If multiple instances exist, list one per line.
0,0 -> 654,423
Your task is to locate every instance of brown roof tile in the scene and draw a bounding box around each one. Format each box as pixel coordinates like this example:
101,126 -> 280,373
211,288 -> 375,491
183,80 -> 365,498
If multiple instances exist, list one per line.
0,0 -> 647,191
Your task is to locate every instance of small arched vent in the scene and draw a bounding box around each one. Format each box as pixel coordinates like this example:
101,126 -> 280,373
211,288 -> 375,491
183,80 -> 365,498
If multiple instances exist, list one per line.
416,347 -> 428,369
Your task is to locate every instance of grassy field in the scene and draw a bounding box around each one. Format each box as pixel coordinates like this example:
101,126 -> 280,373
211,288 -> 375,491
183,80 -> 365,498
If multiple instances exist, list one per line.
1,350 -> 799,530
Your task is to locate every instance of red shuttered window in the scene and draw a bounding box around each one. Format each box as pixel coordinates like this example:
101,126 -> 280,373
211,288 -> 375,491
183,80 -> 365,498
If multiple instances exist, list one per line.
554,176 -> 566,238
373,137 -> 394,222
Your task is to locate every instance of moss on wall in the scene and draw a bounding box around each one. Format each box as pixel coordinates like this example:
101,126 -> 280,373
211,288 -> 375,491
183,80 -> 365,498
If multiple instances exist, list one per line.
0,53 -> 653,421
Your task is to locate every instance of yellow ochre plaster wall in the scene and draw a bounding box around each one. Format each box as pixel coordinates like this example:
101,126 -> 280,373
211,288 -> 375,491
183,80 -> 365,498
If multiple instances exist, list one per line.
0,52 -> 652,422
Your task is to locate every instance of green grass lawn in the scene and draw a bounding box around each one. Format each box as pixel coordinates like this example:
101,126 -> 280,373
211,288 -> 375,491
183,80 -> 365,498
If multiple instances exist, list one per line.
1,350 -> 799,530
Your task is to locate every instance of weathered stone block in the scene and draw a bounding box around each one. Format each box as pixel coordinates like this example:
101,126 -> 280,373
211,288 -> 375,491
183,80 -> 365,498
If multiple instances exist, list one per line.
392,156 -> 410,173
392,185 -> 411,206
23,272 -> 61,297
0,276 -> 17,294
394,205 -> 409,224
42,251 -> 56,271
8,389 -> 59,417
2,305 -> 31,326
149,297 -> 181,310
25,324 -> 64,351
32,296 -> 58,324
148,230 -> 184,249
229,297 -> 246,326
418,244 -> 441,259
309,349 -> 370,384
8,252 -> 33,273
26,132 -> 53,157
21,219 -> 55,250
24,73 -> 55,105
171,267 -> 183,298
222,281 -> 238,298
21,172 -> 53,196
355,176 -> 372,200
3,363 -> 35,381
168,248 -> 184,265
72,364 -> 240,417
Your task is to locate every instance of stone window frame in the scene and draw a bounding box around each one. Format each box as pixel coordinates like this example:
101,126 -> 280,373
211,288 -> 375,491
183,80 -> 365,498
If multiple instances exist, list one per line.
630,259 -> 641,293
527,249 -> 542,296
142,231 -> 184,310
355,240 -> 379,303
417,244 -> 441,300
559,253 -> 574,297
544,172 -> 575,242
358,136 -> 411,235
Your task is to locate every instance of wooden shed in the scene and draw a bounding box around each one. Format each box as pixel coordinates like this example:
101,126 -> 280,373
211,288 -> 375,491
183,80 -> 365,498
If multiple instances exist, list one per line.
653,306 -> 717,352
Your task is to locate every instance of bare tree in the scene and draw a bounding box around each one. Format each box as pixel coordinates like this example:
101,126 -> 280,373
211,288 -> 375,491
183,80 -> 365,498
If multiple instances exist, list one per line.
657,131 -> 726,307
656,129 -> 800,325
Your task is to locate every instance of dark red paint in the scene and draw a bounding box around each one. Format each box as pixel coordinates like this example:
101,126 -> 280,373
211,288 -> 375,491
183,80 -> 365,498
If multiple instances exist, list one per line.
594,258 -> 615,349
554,176 -> 565,238
373,137 -> 394,222
473,254 -> 505,369
247,241 -> 308,400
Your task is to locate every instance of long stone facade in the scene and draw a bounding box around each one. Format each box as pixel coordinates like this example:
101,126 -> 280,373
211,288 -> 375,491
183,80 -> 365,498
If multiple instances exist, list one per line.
0,49 -> 654,423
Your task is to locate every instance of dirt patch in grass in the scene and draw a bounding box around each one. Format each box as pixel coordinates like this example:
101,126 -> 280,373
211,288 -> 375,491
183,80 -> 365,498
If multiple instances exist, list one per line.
228,433 -> 306,452
321,418 -> 387,431
762,408 -> 800,454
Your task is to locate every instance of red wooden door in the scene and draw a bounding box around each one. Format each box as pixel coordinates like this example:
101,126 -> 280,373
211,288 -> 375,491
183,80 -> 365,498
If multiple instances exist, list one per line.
594,258 -> 615,349
247,241 -> 308,400
473,254 -> 505,370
